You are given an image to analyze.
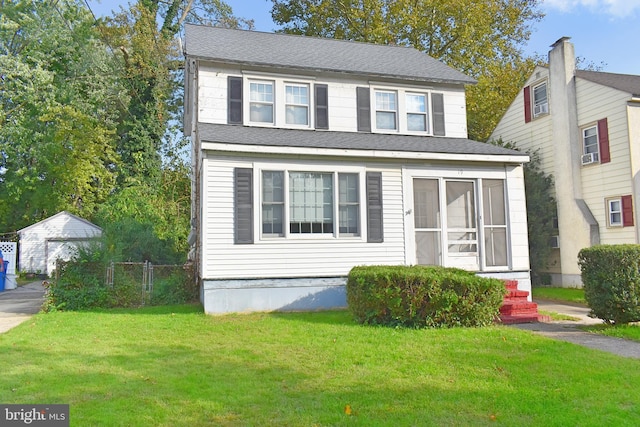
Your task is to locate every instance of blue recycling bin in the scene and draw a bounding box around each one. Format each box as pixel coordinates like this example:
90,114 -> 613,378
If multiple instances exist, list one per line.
0,261 -> 7,292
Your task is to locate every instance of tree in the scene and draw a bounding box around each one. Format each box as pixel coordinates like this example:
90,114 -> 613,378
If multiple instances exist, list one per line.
270,0 -> 544,141
99,0 -> 252,185
490,139 -> 556,285
0,0 -> 122,230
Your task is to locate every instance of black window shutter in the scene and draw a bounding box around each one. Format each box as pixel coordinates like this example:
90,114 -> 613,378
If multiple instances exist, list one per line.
432,93 -> 445,136
356,87 -> 371,132
234,168 -> 253,244
228,76 -> 243,124
315,84 -> 329,130
366,172 -> 383,243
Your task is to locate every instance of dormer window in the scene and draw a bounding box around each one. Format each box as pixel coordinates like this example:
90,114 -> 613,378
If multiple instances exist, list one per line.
249,81 -> 274,123
375,90 -> 397,130
533,82 -> 548,117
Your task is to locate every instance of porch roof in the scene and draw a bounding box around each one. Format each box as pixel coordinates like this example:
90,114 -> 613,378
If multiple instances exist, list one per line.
198,123 -> 528,162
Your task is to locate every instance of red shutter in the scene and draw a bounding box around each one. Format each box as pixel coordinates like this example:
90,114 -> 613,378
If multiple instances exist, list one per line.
598,118 -> 611,163
622,195 -> 634,227
523,86 -> 532,123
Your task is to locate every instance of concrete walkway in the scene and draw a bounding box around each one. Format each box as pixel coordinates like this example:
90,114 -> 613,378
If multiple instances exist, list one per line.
0,281 -> 46,334
513,299 -> 640,359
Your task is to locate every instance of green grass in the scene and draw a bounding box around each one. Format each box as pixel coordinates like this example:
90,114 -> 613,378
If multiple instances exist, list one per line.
2,305 -> 640,426
583,324 -> 640,342
532,286 -> 586,305
538,310 -> 580,322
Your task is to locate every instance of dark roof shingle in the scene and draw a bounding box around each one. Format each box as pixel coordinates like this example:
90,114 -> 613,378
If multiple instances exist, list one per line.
185,24 -> 475,85
576,70 -> 640,96
198,123 -> 527,159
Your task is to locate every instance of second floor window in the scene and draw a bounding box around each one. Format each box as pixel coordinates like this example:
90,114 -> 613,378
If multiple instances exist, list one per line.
406,93 -> 428,132
582,125 -> 600,163
285,84 -> 309,125
375,91 -> 397,130
250,81 -> 274,123
533,82 -> 548,117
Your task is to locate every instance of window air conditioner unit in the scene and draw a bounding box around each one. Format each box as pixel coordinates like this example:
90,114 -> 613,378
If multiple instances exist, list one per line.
581,152 -> 599,165
550,235 -> 560,249
534,103 -> 548,116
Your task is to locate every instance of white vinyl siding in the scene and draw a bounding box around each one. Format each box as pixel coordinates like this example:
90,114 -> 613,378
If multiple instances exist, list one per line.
576,77 -> 635,244
489,67 -> 555,180
201,155 -> 405,279
195,65 -> 468,136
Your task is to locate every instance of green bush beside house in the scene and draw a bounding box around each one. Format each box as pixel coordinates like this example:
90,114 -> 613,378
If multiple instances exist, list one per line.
579,244 -> 640,324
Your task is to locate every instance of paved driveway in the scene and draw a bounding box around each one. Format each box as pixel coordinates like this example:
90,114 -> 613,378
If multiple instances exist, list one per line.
0,281 -> 45,334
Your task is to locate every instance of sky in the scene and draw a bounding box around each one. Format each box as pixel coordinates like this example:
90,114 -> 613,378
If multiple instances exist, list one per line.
86,0 -> 640,75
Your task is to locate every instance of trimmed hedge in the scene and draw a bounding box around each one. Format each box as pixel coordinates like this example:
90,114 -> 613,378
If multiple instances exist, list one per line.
578,244 -> 640,324
346,265 -> 506,328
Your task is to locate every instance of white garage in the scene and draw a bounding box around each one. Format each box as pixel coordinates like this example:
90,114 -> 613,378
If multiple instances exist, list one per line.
18,211 -> 102,276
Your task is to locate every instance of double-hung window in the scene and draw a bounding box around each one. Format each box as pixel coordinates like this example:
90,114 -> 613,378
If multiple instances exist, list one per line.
338,173 -> 359,235
606,195 -> 634,228
582,125 -> 600,163
260,170 -> 361,238
262,171 -> 285,236
249,81 -> 274,123
608,198 -> 622,227
375,90 -> 397,130
285,83 -> 309,125
406,93 -> 428,132
533,82 -> 548,117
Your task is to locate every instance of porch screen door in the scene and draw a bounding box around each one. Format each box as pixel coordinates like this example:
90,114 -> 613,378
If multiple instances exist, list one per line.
413,179 -> 441,265
445,180 -> 479,269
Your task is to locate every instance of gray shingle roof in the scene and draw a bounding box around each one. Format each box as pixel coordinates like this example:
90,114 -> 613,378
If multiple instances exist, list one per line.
576,70 -> 640,97
185,24 -> 475,85
198,123 -> 527,159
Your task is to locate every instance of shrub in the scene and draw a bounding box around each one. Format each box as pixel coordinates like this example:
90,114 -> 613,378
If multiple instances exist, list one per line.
578,245 -> 640,324
346,265 -> 506,328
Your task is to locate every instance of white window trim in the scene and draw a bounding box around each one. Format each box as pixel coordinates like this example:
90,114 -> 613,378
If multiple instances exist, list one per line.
370,84 -> 433,135
581,123 -> 600,164
243,74 -> 315,129
284,82 -> 311,127
406,92 -> 429,134
532,80 -> 548,118
255,163 -> 367,242
247,79 -> 275,125
606,197 -> 623,227
374,89 -> 398,132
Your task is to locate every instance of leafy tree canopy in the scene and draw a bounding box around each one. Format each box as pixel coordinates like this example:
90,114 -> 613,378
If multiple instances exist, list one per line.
270,0 -> 544,141
0,0 -> 122,230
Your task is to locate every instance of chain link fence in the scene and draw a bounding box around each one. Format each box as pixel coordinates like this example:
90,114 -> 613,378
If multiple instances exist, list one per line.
52,260 -> 197,309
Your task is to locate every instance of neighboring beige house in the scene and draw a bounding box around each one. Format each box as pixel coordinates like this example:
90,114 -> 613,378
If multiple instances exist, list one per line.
185,25 -> 532,314
490,37 -> 640,286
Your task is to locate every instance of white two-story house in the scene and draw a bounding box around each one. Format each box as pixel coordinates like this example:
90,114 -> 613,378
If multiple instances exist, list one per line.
490,37 -> 640,286
184,24 -> 531,314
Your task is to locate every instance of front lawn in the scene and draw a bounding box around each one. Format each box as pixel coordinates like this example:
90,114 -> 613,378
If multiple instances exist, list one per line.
1,305 -> 639,426
531,286 -> 586,305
